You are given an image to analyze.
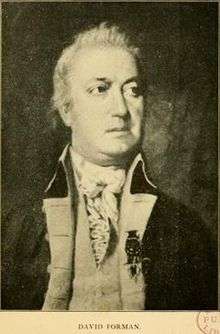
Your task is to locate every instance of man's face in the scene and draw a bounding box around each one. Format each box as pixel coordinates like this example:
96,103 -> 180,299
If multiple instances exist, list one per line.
63,46 -> 144,166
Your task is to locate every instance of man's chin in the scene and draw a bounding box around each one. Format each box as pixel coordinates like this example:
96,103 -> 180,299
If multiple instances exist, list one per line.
98,142 -> 139,162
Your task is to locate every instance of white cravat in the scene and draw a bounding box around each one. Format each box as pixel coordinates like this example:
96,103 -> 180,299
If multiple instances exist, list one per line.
70,149 -> 126,268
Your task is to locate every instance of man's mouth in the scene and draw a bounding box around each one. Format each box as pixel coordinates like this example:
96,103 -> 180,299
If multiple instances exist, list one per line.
106,125 -> 129,132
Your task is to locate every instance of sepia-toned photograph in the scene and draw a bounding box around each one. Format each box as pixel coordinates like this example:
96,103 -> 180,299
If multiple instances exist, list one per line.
1,2 -> 218,311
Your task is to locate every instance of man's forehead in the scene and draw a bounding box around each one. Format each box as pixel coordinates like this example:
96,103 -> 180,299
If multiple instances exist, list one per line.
69,46 -> 139,83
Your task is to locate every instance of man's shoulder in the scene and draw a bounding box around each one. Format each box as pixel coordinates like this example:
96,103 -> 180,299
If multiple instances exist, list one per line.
146,191 -> 215,253
143,192 -> 218,310
2,199 -> 49,310
153,191 -> 204,229
2,199 -> 46,253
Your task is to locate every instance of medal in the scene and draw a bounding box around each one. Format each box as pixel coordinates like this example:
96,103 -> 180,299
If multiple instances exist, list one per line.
125,230 -> 142,280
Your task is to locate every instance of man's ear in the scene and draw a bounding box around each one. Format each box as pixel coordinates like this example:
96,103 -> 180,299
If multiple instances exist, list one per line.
59,103 -> 72,127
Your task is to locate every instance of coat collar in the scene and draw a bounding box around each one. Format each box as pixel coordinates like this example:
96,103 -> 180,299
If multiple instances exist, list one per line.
44,145 -> 157,199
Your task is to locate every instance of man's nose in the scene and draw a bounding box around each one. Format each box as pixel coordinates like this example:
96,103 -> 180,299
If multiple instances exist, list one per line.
111,90 -> 129,117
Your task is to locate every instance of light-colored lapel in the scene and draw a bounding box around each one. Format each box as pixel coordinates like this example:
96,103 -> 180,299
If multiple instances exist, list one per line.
42,145 -> 76,310
119,154 -> 157,310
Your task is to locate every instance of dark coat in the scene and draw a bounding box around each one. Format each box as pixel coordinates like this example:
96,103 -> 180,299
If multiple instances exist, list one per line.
1,155 -> 218,310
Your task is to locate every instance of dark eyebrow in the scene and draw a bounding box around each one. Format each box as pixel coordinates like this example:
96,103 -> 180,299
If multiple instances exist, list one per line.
86,76 -> 139,86
90,77 -> 110,83
123,76 -> 139,86
86,77 -> 111,85
96,77 -> 108,81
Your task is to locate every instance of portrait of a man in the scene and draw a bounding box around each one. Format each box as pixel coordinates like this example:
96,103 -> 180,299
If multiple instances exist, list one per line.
2,3 -> 218,311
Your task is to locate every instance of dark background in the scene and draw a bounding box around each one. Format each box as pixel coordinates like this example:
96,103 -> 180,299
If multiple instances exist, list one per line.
2,3 -> 218,240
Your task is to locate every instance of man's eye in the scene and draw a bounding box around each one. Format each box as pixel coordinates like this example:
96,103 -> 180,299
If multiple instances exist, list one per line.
89,85 -> 108,95
124,85 -> 142,98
